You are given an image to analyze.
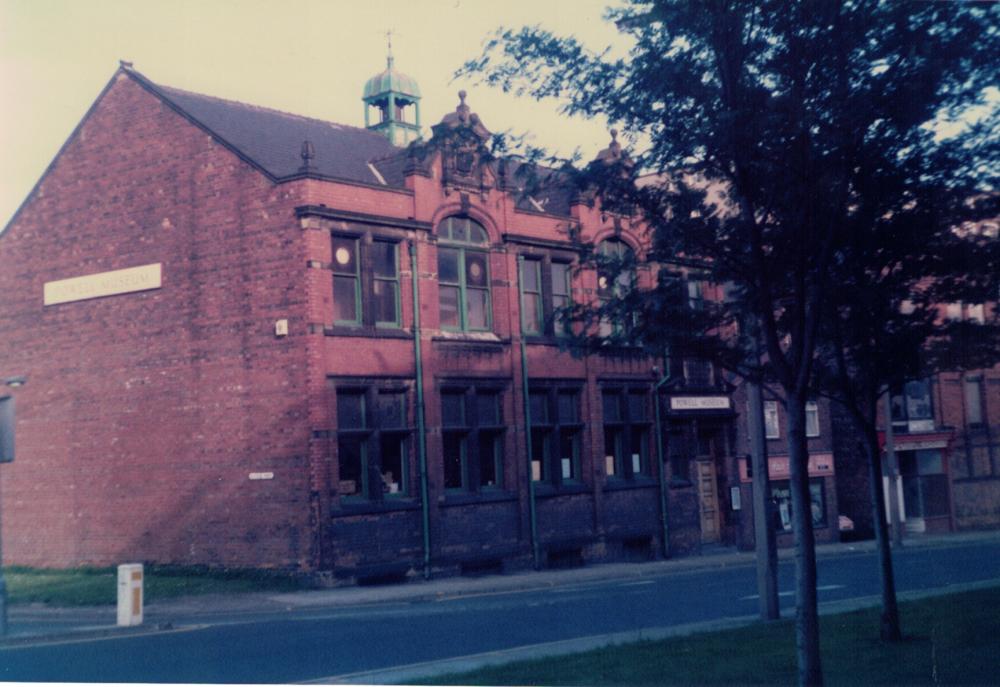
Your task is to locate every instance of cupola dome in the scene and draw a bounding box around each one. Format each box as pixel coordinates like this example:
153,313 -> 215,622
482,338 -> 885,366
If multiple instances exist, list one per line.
363,47 -> 423,147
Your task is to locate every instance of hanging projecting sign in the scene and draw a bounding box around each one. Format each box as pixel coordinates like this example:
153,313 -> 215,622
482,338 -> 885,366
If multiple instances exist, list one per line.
44,263 -> 162,306
669,396 -> 730,411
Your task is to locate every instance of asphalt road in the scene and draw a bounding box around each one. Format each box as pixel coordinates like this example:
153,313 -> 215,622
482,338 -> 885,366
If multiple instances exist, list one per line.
3,538 -> 1000,683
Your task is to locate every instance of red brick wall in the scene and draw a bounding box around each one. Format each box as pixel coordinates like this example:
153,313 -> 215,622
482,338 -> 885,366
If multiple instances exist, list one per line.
0,72 -> 316,569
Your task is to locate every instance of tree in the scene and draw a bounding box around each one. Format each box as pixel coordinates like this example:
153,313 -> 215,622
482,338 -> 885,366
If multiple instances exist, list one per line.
818,192 -> 1000,641
461,2 -> 999,684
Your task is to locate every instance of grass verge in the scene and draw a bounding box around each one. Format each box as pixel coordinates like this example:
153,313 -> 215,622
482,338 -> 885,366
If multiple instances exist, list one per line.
3,564 -> 304,606
419,586 -> 1000,686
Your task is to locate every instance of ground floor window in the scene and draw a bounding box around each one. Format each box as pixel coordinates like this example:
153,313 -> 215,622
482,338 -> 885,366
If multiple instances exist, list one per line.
441,384 -> 505,491
771,478 -> 827,531
530,386 -> 584,484
602,387 -> 650,478
899,449 -> 949,518
336,385 -> 411,500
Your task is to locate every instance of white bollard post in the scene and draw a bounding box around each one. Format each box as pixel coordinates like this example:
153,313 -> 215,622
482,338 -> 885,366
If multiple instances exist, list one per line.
117,563 -> 144,627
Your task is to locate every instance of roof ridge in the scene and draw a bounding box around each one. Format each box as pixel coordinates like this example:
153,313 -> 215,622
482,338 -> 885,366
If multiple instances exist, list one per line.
155,83 -> 380,137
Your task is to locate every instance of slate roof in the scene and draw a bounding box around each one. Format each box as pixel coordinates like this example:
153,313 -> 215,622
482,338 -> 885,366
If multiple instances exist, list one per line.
129,68 -> 577,215
132,70 -> 405,188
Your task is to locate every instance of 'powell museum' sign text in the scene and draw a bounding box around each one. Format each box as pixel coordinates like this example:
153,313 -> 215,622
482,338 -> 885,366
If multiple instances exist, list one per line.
44,263 -> 162,306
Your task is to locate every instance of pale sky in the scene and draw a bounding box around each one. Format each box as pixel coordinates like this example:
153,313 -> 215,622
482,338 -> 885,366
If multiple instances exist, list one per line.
0,0 -> 631,230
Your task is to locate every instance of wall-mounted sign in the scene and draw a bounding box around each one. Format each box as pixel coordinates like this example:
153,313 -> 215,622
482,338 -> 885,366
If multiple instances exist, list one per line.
44,263 -> 162,306
670,396 -> 730,411
739,453 -> 835,482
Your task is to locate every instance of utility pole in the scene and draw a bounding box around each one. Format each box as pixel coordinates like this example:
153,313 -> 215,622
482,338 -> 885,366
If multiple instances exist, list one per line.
883,392 -> 904,547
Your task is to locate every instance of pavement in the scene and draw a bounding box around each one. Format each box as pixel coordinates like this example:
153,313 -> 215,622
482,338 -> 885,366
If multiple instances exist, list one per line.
4,528 -> 1000,682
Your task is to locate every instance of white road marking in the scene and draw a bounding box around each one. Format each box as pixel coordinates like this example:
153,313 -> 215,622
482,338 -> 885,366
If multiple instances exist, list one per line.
740,584 -> 844,600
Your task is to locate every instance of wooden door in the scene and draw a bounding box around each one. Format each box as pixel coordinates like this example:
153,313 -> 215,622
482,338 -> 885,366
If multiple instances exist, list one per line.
696,459 -> 720,543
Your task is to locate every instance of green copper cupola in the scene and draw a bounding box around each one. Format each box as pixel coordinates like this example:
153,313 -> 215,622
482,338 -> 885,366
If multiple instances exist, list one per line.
363,44 -> 422,146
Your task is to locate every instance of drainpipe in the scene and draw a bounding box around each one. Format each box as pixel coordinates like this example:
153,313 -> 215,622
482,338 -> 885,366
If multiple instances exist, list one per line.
410,241 -> 431,579
653,352 -> 672,558
517,255 -> 542,569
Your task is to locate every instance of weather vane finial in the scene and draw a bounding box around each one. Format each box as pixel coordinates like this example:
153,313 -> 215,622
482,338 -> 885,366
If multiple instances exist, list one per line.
386,29 -> 394,69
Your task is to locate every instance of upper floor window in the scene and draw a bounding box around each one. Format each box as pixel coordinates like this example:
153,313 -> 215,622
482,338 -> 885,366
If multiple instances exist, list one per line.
890,379 -> 934,433
806,401 -> 820,438
964,376 -> 984,427
519,256 -> 574,337
438,217 -> 491,332
764,400 -> 780,439
686,278 -> 705,311
597,239 -> 636,337
331,235 -> 401,328
683,359 -> 714,388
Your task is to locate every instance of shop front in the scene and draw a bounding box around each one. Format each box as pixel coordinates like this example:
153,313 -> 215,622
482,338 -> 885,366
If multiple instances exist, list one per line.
878,431 -> 954,534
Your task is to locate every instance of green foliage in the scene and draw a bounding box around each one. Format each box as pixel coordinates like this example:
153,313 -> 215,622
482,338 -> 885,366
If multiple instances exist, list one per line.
3,565 -> 303,607
422,586 -> 1000,686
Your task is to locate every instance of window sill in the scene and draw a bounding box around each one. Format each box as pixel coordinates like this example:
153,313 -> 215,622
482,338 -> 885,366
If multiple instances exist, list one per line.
603,477 -> 658,492
438,490 -> 519,507
432,331 -> 509,345
534,482 -> 590,498
325,325 -> 413,339
333,497 -> 422,516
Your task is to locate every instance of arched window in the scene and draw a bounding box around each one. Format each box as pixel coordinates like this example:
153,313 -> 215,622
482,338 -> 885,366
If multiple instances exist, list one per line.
597,238 -> 635,337
438,217 -> 492,331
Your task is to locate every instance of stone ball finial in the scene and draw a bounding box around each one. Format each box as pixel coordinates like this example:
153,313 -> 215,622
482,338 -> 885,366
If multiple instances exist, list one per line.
610,128 -> 618,141
458,90 -> 467,104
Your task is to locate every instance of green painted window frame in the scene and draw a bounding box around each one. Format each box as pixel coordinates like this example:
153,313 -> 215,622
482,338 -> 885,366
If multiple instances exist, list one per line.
601,386 -> 651,479
520,258 -> 544,335
336,384 -> 413,501
440,385 -> 505,492
530,386 -> 584,485
331,234 -> 403,330
373,240 -> 402,328
332,236 -> 362,326
438,217 -> 492,333
597,239 -> 636,338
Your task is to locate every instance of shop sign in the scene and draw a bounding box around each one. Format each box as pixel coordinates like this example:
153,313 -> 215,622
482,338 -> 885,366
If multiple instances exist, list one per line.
740,453 -> 835,482
670,396 -> 730,411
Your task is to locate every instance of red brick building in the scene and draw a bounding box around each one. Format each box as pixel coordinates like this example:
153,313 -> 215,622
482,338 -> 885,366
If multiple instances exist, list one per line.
0,63 -> 849,579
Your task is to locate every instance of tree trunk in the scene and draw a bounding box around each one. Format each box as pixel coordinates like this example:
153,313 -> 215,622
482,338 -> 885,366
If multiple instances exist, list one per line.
862,416 -> 902,641
786,391 -> 823,686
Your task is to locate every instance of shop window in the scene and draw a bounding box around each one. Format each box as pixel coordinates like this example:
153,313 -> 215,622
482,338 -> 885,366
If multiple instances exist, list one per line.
530,386 -> 583,484
964,377 -> 984,427
597,239 -> 635,338
602,387 -> 650,478
771,479 -> 827,532
438,217 -> 491,332
806,401 -> 820,438
764,401 -> 780,439
331,235 -> 401,328
890,379 -> 934,433
899,449 -> 949,518
336,385 -> 411,500
441,385 -> 504,491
